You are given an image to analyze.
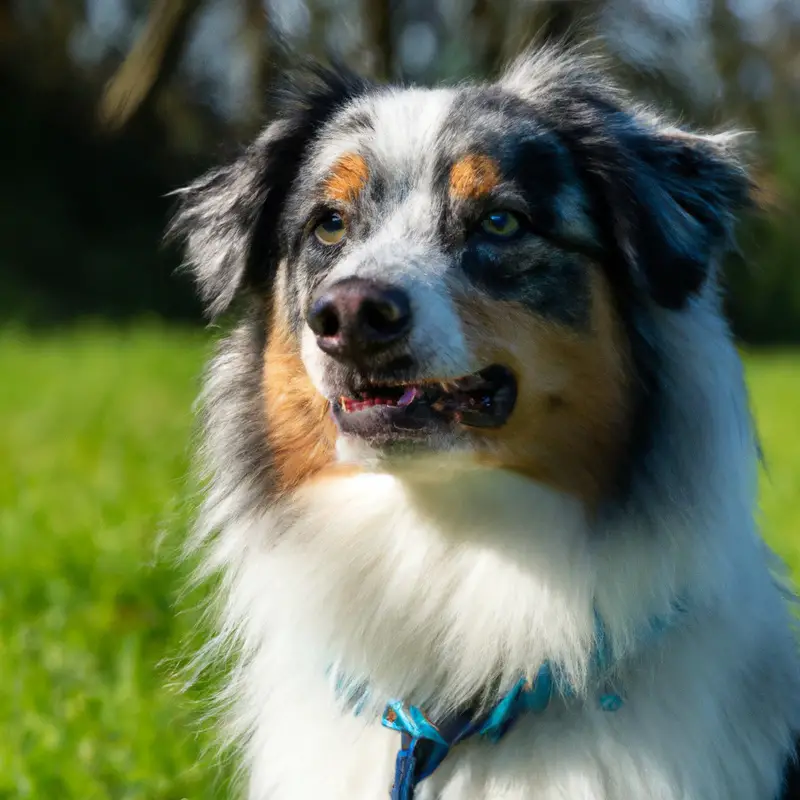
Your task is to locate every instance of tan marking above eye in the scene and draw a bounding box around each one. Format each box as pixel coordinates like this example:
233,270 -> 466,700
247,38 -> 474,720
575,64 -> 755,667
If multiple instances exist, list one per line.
324,153 -> 369,204
449,154 -> 502,201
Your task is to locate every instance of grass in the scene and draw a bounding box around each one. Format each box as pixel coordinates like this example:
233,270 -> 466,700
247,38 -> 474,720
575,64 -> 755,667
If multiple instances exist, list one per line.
0,325 -> 223,800
744,350 -> 800,577
0,325 -> 798,799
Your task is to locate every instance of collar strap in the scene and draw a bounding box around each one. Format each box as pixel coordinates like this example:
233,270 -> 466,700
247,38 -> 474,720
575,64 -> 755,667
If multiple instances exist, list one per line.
382,665 -> 621,800
378,603 -> 686,799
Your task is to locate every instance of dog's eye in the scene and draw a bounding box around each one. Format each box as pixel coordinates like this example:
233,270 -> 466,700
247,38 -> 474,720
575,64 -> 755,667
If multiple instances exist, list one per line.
315,212 -> 347,245
480,210 -> 521,240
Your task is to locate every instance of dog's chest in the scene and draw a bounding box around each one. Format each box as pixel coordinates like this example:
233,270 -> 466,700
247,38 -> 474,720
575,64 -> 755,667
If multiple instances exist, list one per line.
238,474 -> 794,800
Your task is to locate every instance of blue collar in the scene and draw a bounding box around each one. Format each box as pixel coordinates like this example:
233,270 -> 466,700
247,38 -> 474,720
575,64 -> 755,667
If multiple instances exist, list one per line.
382,665 -> 619,800
334,604 -> 686,800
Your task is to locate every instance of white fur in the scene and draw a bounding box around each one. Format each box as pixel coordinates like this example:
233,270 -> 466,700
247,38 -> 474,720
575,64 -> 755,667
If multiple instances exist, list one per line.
302,87 -> 475,401
193,282 -> 800,799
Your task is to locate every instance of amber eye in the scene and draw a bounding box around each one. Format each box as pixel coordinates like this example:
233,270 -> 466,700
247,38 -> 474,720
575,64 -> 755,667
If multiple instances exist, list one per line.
314,212 -> 347,245
480,210 -> 521,240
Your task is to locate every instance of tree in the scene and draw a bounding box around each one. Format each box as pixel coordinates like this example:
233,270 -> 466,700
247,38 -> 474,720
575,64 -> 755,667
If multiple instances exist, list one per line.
363,0 -> 394,80
98,0 -> 204,133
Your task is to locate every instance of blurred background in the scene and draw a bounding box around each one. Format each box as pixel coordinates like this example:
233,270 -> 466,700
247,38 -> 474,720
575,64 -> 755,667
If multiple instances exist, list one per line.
1,1 -> 798,798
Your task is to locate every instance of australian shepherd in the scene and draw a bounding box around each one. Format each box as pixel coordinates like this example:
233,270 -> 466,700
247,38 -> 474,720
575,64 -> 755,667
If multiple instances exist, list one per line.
170,46 -> 800,799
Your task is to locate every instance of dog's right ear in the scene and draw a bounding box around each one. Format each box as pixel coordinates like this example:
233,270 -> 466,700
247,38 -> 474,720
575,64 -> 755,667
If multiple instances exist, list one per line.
168,131 -> 278,319
168,64 -> 370,319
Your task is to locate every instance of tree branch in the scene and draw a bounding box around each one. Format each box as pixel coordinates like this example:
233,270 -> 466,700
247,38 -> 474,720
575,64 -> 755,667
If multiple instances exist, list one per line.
470,0 -> 508,77
242,0 -> 271,131
363,0 -> 393,80
98,0 -> 203,133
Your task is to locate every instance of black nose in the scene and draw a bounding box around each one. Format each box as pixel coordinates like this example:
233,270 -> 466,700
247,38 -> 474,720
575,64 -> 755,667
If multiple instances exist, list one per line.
307,278 -> 412,360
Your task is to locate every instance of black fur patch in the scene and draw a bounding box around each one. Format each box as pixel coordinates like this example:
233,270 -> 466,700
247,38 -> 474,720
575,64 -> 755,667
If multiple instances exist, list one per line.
779,738 -> 800,799
459,240 -> 591,328
443,77 -> 751,311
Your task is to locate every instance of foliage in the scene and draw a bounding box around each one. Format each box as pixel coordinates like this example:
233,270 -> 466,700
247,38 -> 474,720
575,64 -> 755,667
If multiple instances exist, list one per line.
0,1 -> 798,340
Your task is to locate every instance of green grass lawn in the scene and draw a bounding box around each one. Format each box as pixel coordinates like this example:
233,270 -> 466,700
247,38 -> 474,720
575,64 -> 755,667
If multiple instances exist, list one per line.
0,326 -> 798,799
0,325 -> 223,800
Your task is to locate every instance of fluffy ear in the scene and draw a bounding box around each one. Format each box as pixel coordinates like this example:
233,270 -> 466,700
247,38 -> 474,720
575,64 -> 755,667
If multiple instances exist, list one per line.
168,64 -> 369,318
168,134 -> 275,318
603,126 -> 753,308
499,47 -> 753,308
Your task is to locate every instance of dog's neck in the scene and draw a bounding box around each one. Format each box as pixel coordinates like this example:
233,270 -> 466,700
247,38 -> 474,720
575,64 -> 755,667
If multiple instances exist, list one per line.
270,464 -> 594,707
241,456 -> 720,717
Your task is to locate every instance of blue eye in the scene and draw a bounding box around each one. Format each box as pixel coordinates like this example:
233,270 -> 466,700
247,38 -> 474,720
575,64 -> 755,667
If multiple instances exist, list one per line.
480,210 -> 521,240
315,212 -> 347,245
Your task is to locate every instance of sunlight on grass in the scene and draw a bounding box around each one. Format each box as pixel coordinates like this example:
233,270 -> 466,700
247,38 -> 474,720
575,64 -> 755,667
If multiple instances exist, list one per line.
0,325 -> 797,798
0,325 -> 229,800
745,350 -> 800,577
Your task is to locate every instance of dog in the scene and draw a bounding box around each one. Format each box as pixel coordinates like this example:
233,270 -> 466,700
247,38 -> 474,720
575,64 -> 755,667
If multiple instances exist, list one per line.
170,46 -> 800,799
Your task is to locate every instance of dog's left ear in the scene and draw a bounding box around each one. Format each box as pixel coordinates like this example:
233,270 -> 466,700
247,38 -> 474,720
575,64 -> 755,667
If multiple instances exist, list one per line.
602,125 -> 753,309
500,47 -> 753,308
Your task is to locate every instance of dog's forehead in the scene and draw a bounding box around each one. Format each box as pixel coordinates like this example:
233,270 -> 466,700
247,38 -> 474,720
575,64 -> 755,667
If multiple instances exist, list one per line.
312,85 -> 558,186
309,87 -> 456,182
301,85 -> 592,249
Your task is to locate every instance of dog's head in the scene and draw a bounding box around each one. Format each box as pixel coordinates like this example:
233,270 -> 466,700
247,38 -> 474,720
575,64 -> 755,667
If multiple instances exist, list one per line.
171,49 -> 751,506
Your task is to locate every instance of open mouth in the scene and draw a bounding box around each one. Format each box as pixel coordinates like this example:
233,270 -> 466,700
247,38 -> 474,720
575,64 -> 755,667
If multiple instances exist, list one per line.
331,364 -> 517,436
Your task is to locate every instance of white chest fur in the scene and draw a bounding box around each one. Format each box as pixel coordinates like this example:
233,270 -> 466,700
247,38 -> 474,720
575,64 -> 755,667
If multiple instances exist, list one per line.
207,466 -> 800,800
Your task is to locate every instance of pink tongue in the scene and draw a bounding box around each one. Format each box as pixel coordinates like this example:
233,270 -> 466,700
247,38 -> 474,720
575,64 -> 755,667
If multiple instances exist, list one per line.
397,387 -> 419,407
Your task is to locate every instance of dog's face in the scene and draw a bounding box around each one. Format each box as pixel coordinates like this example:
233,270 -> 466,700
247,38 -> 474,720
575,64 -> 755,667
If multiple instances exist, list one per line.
279,85 -> 632,502
172,50 -> 751,505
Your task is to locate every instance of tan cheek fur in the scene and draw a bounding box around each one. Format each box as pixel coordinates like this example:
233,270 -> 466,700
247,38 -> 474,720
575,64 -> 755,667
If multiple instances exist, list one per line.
324,153 -> 369,204
455,266 -> 633,507
263,314 -> 337,493
449,154 -> 502,201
